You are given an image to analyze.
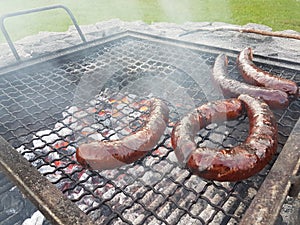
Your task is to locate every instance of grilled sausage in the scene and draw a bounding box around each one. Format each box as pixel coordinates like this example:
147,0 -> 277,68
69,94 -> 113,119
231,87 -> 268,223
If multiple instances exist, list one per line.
212,54 -> 289,109
237,47 -> 299,97
171,94 -> 278,181
76,98 -> 169,170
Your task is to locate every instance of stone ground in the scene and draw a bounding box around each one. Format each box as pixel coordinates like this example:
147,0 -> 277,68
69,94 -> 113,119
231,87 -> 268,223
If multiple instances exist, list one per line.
1,19 -> 300,67
0,20 -> 299,224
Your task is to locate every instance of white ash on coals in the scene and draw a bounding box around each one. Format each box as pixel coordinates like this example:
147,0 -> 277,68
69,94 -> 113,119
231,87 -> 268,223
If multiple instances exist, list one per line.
15,92 -> 242,224
15,93 -> 171,213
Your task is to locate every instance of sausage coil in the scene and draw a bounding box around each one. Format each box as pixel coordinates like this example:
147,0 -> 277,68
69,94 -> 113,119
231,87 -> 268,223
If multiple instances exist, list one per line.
171,94 -> 278,181
212,54 -> 289,109
237,47 -> 299,97
76,98 -> 169,170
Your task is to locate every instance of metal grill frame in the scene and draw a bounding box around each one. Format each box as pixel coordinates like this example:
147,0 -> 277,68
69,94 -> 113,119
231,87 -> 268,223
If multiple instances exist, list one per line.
0,31 -> 299,225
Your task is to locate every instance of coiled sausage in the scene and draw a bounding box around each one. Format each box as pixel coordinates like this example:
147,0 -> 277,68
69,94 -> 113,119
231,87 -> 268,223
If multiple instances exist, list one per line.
171,94 -> 278,181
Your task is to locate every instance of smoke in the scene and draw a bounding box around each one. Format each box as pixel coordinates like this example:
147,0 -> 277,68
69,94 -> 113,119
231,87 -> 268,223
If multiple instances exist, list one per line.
158,0 -> 193,22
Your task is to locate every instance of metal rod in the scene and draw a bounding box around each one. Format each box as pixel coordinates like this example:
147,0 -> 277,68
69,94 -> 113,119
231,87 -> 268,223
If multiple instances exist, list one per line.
0,17 -> 20,61
0,4 -> 86,62
0,136 -> 96,225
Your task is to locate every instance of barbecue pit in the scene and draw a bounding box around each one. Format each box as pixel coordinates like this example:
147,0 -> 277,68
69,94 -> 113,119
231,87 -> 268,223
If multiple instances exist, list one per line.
0,6 -> 299,225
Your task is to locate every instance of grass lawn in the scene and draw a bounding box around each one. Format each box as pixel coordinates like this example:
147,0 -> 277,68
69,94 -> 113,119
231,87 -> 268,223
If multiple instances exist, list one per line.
0,0 -> 299,43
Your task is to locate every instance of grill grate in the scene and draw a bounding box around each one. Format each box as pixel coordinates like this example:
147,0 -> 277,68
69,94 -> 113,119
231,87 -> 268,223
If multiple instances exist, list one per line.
0,34 -> 299,225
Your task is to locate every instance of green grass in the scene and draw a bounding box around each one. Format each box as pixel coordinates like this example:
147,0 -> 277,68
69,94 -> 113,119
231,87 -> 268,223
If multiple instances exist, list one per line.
228,0 -> 300,31
0,0 -> 299,43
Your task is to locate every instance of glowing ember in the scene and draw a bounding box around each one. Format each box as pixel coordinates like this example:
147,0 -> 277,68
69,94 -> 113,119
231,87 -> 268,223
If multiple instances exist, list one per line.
15,93 -> 165,214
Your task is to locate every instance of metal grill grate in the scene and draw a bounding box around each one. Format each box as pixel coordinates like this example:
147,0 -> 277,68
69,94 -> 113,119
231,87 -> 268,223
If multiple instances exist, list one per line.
0,33 -> 299,225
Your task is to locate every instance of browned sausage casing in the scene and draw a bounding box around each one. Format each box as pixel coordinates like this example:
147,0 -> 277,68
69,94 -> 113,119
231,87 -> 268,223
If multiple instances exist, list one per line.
171,94 -> 278,181
212,54 -> 289,109
76,98 -> 169,170
237,47 -> 299,97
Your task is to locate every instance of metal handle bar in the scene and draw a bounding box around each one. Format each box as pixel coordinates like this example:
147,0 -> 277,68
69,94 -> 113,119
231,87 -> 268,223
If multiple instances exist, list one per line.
0,5 -> 86,61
